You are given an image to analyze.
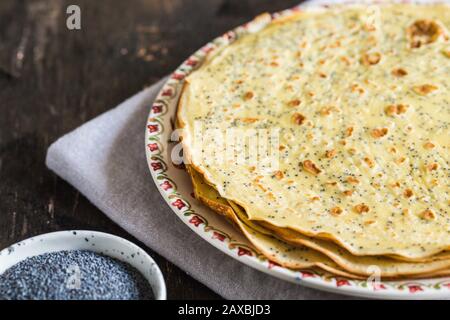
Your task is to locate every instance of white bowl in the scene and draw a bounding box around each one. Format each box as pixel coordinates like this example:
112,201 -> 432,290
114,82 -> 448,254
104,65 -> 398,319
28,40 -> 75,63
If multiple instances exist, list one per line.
0,230 -> 166,300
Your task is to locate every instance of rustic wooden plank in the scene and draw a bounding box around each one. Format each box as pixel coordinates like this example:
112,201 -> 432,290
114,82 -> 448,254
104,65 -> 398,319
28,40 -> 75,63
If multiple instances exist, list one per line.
0,0 -> 25,77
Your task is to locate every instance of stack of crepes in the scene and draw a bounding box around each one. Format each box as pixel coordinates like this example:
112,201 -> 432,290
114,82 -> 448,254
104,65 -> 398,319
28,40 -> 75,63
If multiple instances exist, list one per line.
176,3 -> 450,279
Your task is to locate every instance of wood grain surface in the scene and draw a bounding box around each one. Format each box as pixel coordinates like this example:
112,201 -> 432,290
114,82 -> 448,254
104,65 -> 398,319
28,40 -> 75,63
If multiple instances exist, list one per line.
0,0 -> 302,299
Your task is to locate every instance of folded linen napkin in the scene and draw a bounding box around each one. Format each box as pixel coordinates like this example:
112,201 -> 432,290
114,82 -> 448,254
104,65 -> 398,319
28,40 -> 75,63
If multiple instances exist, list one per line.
46,76 -> 350,299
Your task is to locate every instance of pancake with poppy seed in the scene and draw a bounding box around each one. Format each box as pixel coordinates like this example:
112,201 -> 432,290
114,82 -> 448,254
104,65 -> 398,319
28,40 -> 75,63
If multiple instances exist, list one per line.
178,4 -> 450,260
188,165 -> 450,278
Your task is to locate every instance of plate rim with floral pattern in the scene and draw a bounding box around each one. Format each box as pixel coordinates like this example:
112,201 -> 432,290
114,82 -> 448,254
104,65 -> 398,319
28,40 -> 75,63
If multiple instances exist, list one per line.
145,1 -> 450,299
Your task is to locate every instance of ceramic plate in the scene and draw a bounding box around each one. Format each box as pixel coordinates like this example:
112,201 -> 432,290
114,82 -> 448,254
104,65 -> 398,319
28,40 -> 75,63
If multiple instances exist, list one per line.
145,2 -> 450,299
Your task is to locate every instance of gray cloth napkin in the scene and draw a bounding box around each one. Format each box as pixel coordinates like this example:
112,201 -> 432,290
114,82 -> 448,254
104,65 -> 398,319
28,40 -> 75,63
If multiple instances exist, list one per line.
46,77 -> 353,300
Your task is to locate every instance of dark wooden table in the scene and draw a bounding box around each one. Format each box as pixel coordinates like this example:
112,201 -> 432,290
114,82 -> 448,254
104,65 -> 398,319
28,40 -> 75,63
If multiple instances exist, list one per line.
0,0 -> 302,299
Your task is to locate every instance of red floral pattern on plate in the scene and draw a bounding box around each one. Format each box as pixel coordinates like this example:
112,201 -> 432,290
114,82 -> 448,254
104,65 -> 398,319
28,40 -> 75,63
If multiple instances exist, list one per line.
147,143 -> 159,152
162,88 -> 173,97
300,271 -> 316,278
147,124 -> 159,133
189,215 -> 203,227
186,58 -> 198,66
172,199 -> 186,210
171,73 -> 185,80
212,232 -> 226,242
160,181 -> 173,191
237,247 -> 252,257
372,283 -> 387,291
336,279 -> 350,287
268,261 -> 281,269
150,162 -> 162,171
408,285 -> 423,293
151,105 -> 163,114
201,45 -> 214,54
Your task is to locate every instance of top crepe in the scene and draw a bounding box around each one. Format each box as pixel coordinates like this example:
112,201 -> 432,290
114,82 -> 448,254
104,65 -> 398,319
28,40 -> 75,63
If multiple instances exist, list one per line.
177,4 -> 450,259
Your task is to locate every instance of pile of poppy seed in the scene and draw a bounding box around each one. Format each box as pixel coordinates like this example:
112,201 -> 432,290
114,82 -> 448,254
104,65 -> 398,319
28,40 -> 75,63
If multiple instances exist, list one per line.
0,250 -> 154,300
